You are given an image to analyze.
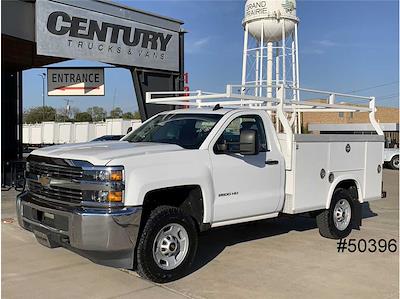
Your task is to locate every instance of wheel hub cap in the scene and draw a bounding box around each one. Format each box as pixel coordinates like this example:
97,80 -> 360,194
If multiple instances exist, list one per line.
333,199 -> 351,231
153,223 -> 189,270
394,157 -> 399,168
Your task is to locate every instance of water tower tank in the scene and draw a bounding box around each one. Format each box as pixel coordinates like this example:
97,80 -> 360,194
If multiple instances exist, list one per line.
243,0 -> 299,42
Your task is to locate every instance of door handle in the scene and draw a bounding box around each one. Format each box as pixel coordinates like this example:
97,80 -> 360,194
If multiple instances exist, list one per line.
265,159 -> 279,165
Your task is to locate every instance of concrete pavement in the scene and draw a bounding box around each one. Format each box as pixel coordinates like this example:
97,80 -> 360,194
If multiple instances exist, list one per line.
2,169 -> 399,298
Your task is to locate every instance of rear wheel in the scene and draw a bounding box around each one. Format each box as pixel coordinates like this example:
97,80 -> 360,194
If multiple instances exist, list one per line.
316,189 -> 354,239
136,206 -> 198,283
389,155 -> 399,170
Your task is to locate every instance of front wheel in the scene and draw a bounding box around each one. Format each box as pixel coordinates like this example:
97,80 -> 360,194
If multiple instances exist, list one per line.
136,206 -> 198,283
389,155 -> 399,170
316,188 -> 354,239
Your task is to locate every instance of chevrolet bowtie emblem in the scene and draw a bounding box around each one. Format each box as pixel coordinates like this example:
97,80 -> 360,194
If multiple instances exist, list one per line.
38,176 -> 51,187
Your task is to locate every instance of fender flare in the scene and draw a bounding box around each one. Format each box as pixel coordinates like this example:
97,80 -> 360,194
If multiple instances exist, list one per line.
325,175 -> 363,209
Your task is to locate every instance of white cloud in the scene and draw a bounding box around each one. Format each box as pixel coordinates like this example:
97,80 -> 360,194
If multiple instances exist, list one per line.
193,38 -> 210,47
186,37 -> 211,54
312,39 -> 339,47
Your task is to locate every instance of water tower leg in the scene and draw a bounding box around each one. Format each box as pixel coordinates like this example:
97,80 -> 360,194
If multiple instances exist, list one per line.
267,42 -> 273,99
271,42 -> 280,115
281,20 -> 286,86
241,23 -> 249,100
255,50 -> 260,97
259,24 -> 264,98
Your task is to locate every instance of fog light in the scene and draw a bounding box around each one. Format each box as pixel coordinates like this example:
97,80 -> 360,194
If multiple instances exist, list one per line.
108,191 -> 123,202
93,191 -> 109,202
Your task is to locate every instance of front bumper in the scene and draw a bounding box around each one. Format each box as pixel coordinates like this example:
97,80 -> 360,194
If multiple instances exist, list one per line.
16,192 -> 142,268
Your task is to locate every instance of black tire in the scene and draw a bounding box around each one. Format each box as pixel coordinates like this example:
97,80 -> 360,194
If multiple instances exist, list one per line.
136,206 -> 198,283
316,188 -> 354,239
389,155 -> 399,170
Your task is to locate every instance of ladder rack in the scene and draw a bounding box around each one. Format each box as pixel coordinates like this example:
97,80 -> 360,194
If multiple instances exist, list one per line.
146,83 -> 383,135
146,83 -> 383,170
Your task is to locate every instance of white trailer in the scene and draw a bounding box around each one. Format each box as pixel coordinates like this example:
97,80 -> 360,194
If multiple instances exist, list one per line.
74,122 -> 95,143
42,122 -> 59,144
22,124 -> 30,144
57,122 -> 75,144
106,119 -> 132,136
30,124 -> 42,145
23,120 -> 142,145
94,122 -> 108,139
130,119 -> 142,131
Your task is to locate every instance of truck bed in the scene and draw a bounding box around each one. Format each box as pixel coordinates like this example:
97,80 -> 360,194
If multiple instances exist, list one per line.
279,134 -> 384,214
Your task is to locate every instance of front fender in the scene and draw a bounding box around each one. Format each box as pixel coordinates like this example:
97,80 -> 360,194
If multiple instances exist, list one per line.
119,151 -> 215,224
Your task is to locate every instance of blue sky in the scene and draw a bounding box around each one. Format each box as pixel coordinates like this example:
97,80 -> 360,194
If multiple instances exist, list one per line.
23,0 -> 399,113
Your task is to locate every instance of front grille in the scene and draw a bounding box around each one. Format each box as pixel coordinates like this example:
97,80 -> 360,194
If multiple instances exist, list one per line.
28,162 -> 83,180
26,155 -> 86,205
28,181 -> 83,204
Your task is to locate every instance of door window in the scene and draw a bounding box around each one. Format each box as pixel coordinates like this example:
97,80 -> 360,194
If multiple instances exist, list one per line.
215,115 -> 267,152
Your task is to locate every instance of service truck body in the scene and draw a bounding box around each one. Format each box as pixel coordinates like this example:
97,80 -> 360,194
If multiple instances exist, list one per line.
17,84 -> 385,282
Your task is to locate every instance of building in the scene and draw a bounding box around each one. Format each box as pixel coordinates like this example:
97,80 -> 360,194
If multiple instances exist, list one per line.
1,0 -> 185,187
305,105 -> 399,147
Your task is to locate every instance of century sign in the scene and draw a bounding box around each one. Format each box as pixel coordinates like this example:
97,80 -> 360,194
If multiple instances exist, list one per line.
36,1 -> 179,71
47,68 -> 105,96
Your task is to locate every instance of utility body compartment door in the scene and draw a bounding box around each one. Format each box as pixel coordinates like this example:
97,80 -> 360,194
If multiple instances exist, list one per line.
209,111 -> 283,223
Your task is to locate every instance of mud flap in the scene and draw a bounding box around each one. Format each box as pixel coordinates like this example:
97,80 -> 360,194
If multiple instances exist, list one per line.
352,200 -> 362,230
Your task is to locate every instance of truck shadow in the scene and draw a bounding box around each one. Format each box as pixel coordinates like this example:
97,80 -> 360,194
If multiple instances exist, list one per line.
191,215 -> 317,274
361,202 -> 378,219
190,203 -> 378,275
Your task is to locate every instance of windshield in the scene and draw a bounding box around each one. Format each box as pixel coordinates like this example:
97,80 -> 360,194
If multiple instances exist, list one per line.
124,113 -> 223,149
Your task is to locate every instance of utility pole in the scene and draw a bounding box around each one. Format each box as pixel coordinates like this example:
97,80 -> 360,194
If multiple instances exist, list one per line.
63,99 -> 73,121
38,72 -> 46,122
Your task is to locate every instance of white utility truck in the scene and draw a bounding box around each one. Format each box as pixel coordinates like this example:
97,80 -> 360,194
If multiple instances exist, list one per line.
17,84 -> 385,282
384,148 -> 399,170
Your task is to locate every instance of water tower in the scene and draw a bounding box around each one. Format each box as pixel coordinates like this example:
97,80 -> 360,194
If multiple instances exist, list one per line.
241,0 -> 301,131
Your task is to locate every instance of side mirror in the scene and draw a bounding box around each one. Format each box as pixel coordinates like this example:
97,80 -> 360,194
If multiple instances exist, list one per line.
240,129 -> 259,155
215,142 -> 228,153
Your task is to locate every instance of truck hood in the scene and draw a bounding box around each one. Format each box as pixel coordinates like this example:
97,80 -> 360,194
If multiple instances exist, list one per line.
30,141 -> 184,165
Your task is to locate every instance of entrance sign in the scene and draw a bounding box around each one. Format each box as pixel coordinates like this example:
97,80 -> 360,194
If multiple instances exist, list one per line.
48,68 -> 105,96
36,1 -> 179,72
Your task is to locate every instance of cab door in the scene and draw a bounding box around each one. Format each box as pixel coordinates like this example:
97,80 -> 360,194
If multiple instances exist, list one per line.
210,112 -> 283,223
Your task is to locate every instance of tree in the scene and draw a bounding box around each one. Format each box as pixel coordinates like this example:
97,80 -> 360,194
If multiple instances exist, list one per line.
122,112 -> 134,119
121,111 -> 141,120
56,108 -> 73,122
110,107 -> 123,118
75,112 -> 93,122
23,106 -> 56,124
87,106 -> 106,122
133,111 -> 141,119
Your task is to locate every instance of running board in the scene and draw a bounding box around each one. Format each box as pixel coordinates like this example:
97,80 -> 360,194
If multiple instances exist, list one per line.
211,212 -> 279,228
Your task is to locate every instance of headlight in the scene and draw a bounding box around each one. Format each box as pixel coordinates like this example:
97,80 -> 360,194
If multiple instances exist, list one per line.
83,166 -> 125,203
83,168 -> 124,182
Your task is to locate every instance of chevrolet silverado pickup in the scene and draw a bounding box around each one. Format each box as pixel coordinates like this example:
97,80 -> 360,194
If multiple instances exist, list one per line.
17,85 -> 385,283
